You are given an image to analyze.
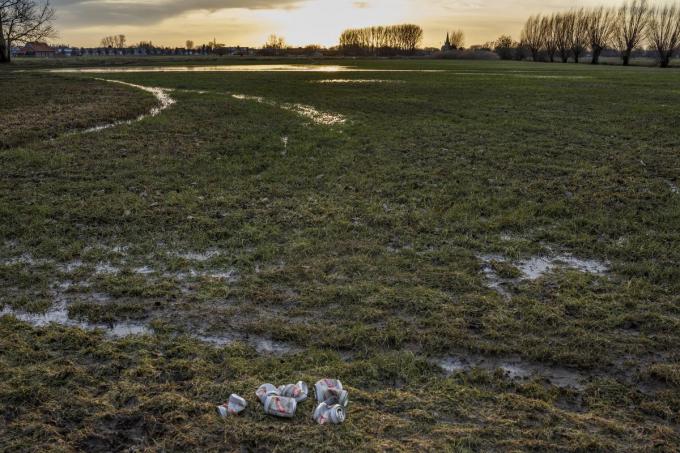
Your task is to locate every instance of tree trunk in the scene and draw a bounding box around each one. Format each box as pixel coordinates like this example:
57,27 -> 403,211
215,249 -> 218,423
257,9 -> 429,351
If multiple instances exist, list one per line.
0,23 -> 7,63
622,51 -> 630,66
591,48 -> 601,65
532,49 -> 539,62
574,53 -> 579,64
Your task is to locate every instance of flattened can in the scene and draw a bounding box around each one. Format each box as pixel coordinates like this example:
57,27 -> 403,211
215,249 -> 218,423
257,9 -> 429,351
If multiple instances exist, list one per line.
263,395 -> 298,418
256,383 -> 279,405
279,381 -> 309,402
313,402 -> 346,425
217,394 -> 247,418
314,379 -> 349,407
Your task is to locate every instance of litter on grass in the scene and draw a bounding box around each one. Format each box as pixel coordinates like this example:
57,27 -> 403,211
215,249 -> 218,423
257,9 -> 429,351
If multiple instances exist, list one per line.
314,378 -> 349,408
217,394 -> 247,418
253,379 -> 347,424
313,402 -> 346,425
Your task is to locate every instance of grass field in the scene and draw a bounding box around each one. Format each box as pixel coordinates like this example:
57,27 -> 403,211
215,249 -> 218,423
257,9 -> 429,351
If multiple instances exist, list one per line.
1,59 -> 680,451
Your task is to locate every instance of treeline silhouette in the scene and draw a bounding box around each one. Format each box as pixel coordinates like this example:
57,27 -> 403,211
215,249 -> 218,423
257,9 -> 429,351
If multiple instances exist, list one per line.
339,24 -> 423,56
520,0 -> 680,67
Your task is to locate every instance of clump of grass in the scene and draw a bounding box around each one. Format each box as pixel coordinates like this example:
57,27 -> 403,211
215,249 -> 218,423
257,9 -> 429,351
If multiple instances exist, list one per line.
647,364 -> 680,387
490,260 -> 522,279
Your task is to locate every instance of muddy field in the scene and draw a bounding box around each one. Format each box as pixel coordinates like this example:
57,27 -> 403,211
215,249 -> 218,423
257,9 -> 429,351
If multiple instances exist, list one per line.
1,59 -> 679,451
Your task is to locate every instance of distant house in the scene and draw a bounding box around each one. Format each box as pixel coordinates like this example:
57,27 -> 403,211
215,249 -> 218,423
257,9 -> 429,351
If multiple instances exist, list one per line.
17,42 -> 56,57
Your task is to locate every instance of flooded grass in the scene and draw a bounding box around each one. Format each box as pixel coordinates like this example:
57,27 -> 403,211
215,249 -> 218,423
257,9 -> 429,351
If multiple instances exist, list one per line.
45,64 -> 445,73
1,59 -> 680,450
231,93 -> 346,125
83,79 -> 176,132
313,79 -> 405,84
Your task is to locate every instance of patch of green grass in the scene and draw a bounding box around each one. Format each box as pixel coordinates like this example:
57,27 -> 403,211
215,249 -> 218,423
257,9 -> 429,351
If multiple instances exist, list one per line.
0,72 -> 156,148
1,59 -> 680,450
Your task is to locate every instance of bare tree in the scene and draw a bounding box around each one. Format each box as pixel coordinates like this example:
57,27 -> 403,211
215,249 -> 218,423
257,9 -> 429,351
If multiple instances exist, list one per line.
339,24 -> 424,55
185,40 -> 194,50
101,34 -> 125,48
587,7 -> 616,64
648,3 -> 680,68
264,34 -> 286,49
615,0 -> 650,66
554,12 -> 574,63
0,0 -> 55,63
521,14 -> 544,61
449,29 -> 464,49
400,24 -> 423,52
570,9 -> 590,63
493,34 -> 514,60
542,14 -> 558,62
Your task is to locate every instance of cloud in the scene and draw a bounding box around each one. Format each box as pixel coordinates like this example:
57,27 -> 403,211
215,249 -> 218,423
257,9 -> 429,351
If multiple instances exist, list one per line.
51,0 -> 303,27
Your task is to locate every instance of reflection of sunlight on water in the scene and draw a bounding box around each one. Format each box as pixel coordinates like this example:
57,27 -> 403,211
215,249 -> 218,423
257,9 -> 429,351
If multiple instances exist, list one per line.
83,79 -> 175,133
232,93 -> 346,126
47,65 -> 444,73
50,65 -> 349,73
313,79 -> 405,84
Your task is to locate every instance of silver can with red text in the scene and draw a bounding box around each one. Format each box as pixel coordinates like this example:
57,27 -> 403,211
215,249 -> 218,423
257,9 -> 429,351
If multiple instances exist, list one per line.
263,395 -> 298,418
313,402 -> 346,425
314,379 -> 349,408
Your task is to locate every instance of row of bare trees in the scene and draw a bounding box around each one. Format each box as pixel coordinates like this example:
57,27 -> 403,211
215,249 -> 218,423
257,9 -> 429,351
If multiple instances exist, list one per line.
339,24 -> 423,55
100,34 -> 126,48
521,1 -> 680,67
0,0 -> 54,63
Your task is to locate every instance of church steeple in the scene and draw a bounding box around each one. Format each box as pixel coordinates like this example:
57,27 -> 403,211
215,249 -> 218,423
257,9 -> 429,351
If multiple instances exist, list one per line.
443,32 -> 451,51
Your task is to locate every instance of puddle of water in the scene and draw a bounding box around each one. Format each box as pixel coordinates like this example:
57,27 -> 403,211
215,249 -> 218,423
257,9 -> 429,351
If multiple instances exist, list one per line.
669,181 -> 679,194
231,93 -> 271,104
313,79 -> 404,84
172,268 -> 239,283
133,266 -> 155,275
282,103 -> 346,126
47,65 -> 444,74
57,260 -> 84,273
2,301 -> 292,355
1,301 -> 152,338
197,334 -> 296,355
1,253 -> 50,266
172,250 -> 221,262
232,94 -> 346,126
517,255 -> 609,280
83,79 -> 175,133
95,262 -> 120,275
479,253 -> 609,297
438,355 -> 586,390
480,262 -> 512,299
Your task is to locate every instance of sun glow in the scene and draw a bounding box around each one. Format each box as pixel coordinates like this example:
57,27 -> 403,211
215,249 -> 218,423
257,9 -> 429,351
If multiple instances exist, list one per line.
254,0 -> 414,47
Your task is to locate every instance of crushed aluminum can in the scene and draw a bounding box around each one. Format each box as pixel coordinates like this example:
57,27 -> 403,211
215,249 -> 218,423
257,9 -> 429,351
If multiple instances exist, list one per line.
217,394 -> 247,418
313,402 -> 346,425
278,381 -> 309,403
263,395 -> 297,418
256,383 -> 280,405
314,379 -> 349,408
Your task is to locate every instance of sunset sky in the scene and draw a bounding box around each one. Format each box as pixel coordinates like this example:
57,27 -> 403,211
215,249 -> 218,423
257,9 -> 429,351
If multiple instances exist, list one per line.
51,0 -> 622,48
